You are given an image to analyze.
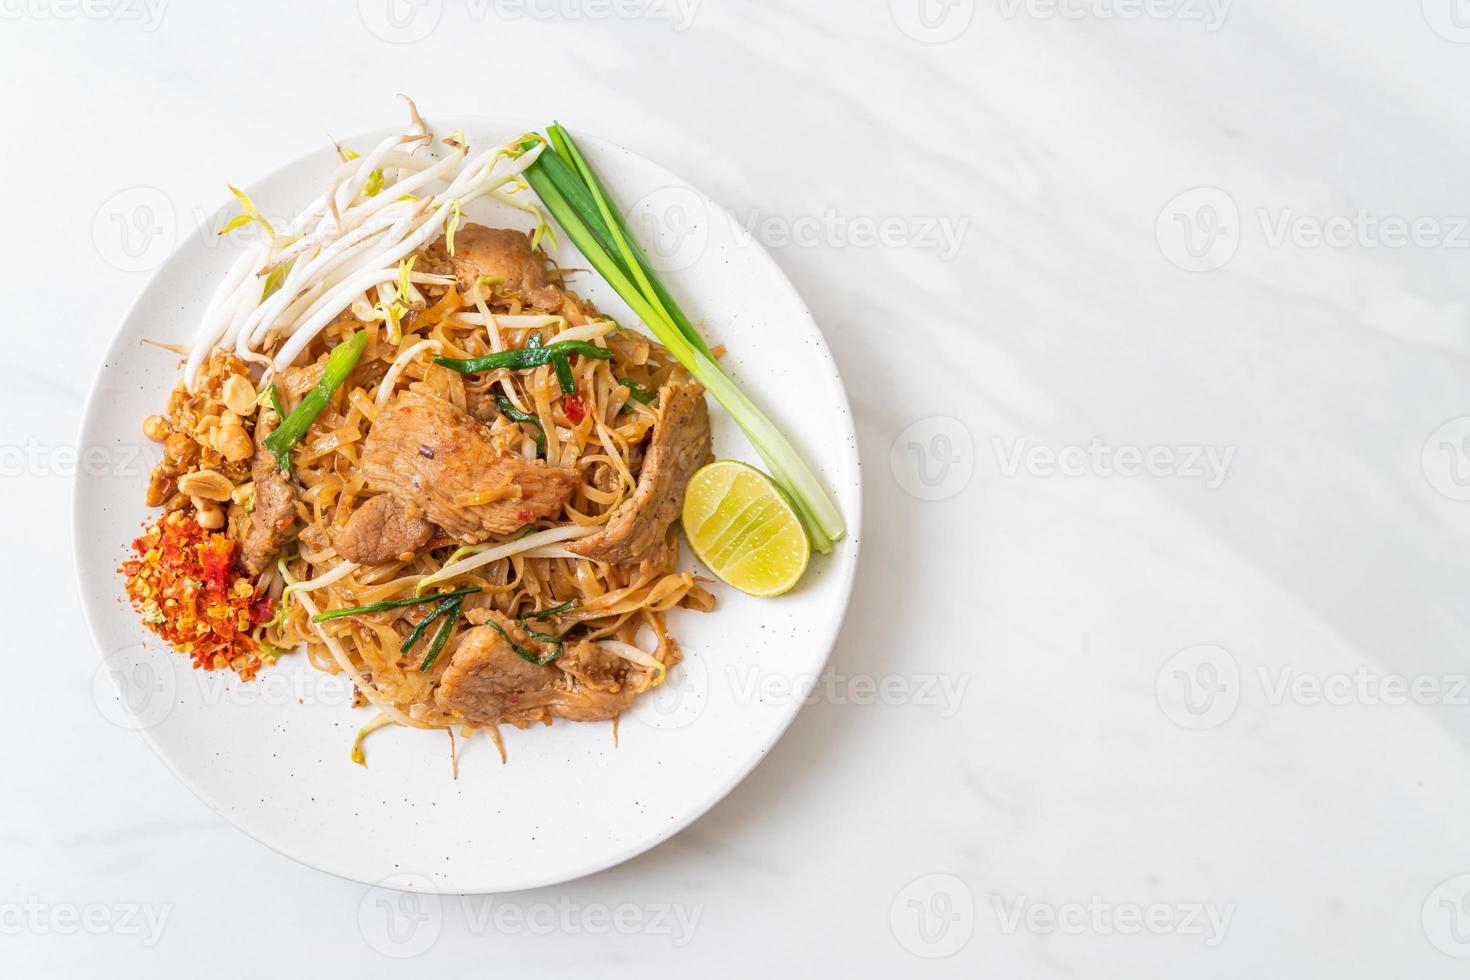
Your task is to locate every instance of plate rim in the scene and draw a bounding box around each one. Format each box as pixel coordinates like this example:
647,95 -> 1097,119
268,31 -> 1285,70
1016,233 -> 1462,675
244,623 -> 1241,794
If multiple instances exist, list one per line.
72,115 -> 862,894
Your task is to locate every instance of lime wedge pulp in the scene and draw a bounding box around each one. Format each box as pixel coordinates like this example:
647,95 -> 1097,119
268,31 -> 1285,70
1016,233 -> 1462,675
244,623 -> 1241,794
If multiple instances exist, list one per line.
681,460 -> 811,597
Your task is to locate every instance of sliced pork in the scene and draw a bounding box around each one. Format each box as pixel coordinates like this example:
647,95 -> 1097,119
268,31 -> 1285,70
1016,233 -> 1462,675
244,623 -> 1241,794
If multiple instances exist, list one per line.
361,390 -> 580,544
229,411 -> 298,575
569,378 -> 713,565
332,493 -> 435,564
451,224 -> 564,311
432,612 -> 558,725
433,612 -> 642,726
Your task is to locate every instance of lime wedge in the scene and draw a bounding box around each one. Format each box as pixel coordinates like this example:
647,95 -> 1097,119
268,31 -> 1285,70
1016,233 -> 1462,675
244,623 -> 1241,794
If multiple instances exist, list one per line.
682,460 -> 810,597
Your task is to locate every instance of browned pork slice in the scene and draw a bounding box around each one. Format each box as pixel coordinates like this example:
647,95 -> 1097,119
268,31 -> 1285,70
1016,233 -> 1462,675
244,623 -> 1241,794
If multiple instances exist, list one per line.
229,412 -> 298,575
433,612 -> 641,726
451,224 -> 565,310
361,391 -> 580,544
432,612 -> 558,726
569,379 -> 714,565
332,493 -> 435,564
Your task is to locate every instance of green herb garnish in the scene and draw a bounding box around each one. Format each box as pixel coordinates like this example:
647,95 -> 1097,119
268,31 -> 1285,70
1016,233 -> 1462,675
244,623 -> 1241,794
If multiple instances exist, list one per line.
413,598 -> 463,673
399,596 -> 460,653
432,339 -> 611,375
484,618 -> 562,666
618,378 -> 656,405
311,587 -> 480,623
520,598 -> 580,622
262,330 -> 368,472
495,395 -> 545,452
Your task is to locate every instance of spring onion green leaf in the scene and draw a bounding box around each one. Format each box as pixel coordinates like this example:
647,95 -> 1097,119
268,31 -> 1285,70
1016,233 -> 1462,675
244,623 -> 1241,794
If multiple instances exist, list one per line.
400,596 -> 458,654
262,330 -> 368,472
495,395 -> 545,452
522,128 -> 845,552
484,618 -> 562,666
519,598 -> 580,621
433,339 -> 611,375
618,378 -> 656,405
520,135 -> 713,362
552,352 -> 575,394
311,587 -> 480,623
417,601 -> 461,673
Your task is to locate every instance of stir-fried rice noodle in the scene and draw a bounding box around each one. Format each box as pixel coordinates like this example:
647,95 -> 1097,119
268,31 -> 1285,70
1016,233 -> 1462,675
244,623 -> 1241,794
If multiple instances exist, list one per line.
141,104 -> 715,755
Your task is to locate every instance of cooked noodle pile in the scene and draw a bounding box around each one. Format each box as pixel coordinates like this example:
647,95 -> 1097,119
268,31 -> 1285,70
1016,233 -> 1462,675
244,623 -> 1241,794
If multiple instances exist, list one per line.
138,103 -> 717,760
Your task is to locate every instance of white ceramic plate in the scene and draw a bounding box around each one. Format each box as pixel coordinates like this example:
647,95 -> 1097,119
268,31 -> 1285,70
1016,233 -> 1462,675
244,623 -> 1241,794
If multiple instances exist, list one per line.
74,118 -> 860,894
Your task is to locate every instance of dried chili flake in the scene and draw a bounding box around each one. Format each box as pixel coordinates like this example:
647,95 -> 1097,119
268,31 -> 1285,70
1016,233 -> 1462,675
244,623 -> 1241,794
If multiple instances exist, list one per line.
120,510 -> 268,680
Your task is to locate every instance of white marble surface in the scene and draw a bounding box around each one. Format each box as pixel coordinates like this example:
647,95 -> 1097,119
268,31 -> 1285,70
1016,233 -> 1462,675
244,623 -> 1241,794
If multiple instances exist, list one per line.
5,0 -> 1470,975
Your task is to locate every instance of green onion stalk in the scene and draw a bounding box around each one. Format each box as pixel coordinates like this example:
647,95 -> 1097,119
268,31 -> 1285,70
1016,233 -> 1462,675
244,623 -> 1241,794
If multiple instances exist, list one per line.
522,124 -> 845,553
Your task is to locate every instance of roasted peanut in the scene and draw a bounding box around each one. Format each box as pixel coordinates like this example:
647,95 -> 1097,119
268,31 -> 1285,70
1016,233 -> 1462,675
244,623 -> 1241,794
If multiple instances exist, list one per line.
145,467 -> 176,507
195,500 -> 226,530
143,415 -> 168,442
163,432 -> 195,462
178,469 -> 234,501
221,374 -> 258,417
217,422 -> 253,462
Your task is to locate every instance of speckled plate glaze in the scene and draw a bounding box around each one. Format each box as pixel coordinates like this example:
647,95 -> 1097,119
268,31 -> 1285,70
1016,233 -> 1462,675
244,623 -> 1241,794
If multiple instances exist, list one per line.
73,118 -> 861,894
